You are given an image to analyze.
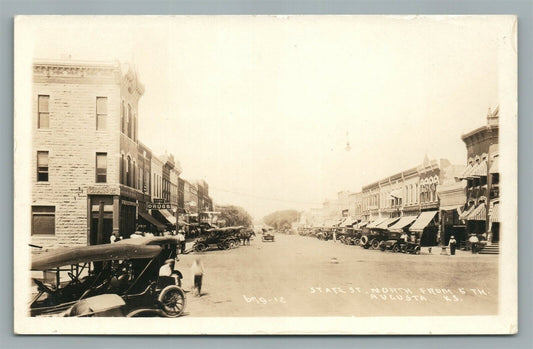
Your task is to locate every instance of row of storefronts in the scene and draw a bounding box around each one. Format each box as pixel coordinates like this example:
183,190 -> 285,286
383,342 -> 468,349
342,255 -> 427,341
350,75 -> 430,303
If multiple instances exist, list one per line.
298,107 -> 500,251
31,59 -> 213,249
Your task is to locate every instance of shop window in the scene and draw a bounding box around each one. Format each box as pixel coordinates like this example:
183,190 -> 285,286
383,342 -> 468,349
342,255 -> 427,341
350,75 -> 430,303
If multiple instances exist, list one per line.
37,151 -> 49,182
32,206 -> 55,235
96,153 -> 107,183
96,97 -> 107,130
38,95 -> 50,129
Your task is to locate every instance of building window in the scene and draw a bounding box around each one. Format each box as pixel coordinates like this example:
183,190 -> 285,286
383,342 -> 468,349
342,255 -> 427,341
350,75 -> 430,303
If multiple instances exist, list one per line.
96,97 -> 107,130
31,206 -> 55,235
96,153 -> 107,183
38,95 -> 50,129
37,151 -> 49,182
120,154 -> 124,184
127,156 -> 132,187
127,105 -> 132,138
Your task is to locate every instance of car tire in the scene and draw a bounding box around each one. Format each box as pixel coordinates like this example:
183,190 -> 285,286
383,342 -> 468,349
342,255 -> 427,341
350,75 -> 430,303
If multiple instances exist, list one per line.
194,243 -> 207,252
158,286 -> 186,317
392,245 -> 400,253
370,239 -> 380,250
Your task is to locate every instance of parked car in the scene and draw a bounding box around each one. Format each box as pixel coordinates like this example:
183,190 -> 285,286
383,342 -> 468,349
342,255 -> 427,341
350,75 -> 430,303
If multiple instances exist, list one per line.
30,240 -> 186,317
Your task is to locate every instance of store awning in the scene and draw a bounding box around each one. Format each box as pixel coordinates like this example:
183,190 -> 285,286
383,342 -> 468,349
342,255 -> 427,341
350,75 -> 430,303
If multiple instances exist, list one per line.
490,201 -> 500,222
357,221 -> 369,229
388,216 -> 417,232
489,157 -> 499,174
409,211 -> 438,232
469,160 -> 488,177
367,217 -> 388,229
459,204 -> 476,220
375,217 -> 400,229
467,203 -> 486,221
460,164 -> 474,179
138,212 -> 166,231
160,209 -> 177,224
341,217 -> 358,227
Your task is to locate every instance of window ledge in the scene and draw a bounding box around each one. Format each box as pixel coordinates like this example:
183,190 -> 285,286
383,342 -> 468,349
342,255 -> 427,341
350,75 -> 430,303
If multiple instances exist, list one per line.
35,182 -> 50,185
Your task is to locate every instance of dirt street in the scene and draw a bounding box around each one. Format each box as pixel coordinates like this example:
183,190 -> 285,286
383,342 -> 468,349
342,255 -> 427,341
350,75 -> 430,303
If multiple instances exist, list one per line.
177,234 -> 498,317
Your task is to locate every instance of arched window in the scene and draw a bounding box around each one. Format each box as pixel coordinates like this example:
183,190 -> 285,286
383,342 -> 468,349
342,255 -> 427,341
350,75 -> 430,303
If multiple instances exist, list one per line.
120,154 -> 124,184
127,156 -> 132,187
127,105 -> 132,139
121,101 -> 125,134
132,161 -> 136,189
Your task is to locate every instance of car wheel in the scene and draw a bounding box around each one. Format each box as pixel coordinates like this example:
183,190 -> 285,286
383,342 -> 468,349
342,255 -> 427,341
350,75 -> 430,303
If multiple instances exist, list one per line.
371,239 -> 380,250
392,245 -> 400,253
354,238 -> 361,246
194,243 -> 207,252
158,286 -> 186,317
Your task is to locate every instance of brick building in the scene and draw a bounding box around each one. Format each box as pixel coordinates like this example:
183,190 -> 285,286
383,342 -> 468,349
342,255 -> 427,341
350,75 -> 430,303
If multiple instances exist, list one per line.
459,107 -> 500,248
31,59 -> 145,248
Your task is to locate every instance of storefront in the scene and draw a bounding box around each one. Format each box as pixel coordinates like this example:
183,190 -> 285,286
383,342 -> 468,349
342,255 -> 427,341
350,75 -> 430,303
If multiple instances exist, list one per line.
409,211 -> 439,246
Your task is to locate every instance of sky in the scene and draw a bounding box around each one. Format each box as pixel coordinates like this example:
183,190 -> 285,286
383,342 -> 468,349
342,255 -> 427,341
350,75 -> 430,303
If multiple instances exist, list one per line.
28,16 -> 508,219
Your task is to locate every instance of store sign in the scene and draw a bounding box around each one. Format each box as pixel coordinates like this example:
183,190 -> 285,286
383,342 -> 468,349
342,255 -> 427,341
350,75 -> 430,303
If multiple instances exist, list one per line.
147,202 -> 171,210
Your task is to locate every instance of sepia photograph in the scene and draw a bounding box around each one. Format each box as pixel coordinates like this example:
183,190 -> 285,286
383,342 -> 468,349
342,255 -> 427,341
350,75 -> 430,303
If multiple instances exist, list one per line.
13,15 -> 517,334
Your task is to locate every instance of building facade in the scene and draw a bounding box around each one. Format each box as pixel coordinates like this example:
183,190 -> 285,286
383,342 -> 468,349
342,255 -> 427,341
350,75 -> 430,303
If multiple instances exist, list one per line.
32,59 -> 145,248
459,107 -> 500,245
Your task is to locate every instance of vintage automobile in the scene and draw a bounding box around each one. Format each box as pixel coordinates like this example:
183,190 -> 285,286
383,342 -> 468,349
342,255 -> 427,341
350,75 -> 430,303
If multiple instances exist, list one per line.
30,241 -> 186,318
261,228 -> 275,242
316,229 -> 333,241
379,233 -> 406,252
193,226 -> 244,251
359,229 -> 393,249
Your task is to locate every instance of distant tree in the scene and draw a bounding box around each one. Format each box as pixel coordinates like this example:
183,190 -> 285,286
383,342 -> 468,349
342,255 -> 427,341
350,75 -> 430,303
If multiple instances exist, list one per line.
263,210 -> 299,230
217,205 -> 253,227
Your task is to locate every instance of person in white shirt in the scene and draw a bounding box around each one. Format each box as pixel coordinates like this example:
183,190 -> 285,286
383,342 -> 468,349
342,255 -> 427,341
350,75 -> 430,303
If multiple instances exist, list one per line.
177,231 -> 186,254
191,257 -> 205,297
469,234 -> 479,254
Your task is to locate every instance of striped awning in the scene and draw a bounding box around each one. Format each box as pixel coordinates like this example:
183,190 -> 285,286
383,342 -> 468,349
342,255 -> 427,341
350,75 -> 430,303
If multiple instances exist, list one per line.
375,217 -> 400,229
160,209 -> 177,224
460,164 -> 474,179
489,157 -> 499,174
490,202 -> 500,222
469,160 -> 488,178
388,216 -> 417,232
357,221 -> 369,228
459,205 -> 475,220
409,211 -> 438,232
367,217 -> 388,229
467,203 -> 486,221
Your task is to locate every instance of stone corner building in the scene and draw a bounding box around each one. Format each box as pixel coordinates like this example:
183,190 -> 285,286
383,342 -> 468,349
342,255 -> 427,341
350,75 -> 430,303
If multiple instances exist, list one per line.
31,59 -> 147,249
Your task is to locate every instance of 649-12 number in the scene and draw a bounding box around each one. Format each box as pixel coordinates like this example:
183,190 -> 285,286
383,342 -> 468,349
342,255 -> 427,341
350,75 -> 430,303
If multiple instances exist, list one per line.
243,295 -> 286,304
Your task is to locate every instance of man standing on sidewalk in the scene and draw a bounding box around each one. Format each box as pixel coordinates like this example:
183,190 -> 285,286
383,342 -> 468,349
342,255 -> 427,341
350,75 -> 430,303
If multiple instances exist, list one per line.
177,230 -> 186,254
469,234 -> 479,254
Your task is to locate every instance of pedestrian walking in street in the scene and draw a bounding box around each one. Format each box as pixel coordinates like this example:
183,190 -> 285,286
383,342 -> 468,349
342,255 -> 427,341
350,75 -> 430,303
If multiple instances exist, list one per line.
449,236 -> 457,255
191,257 -> 205,297
469,234 -> 479,254
177,230 -> 186,254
